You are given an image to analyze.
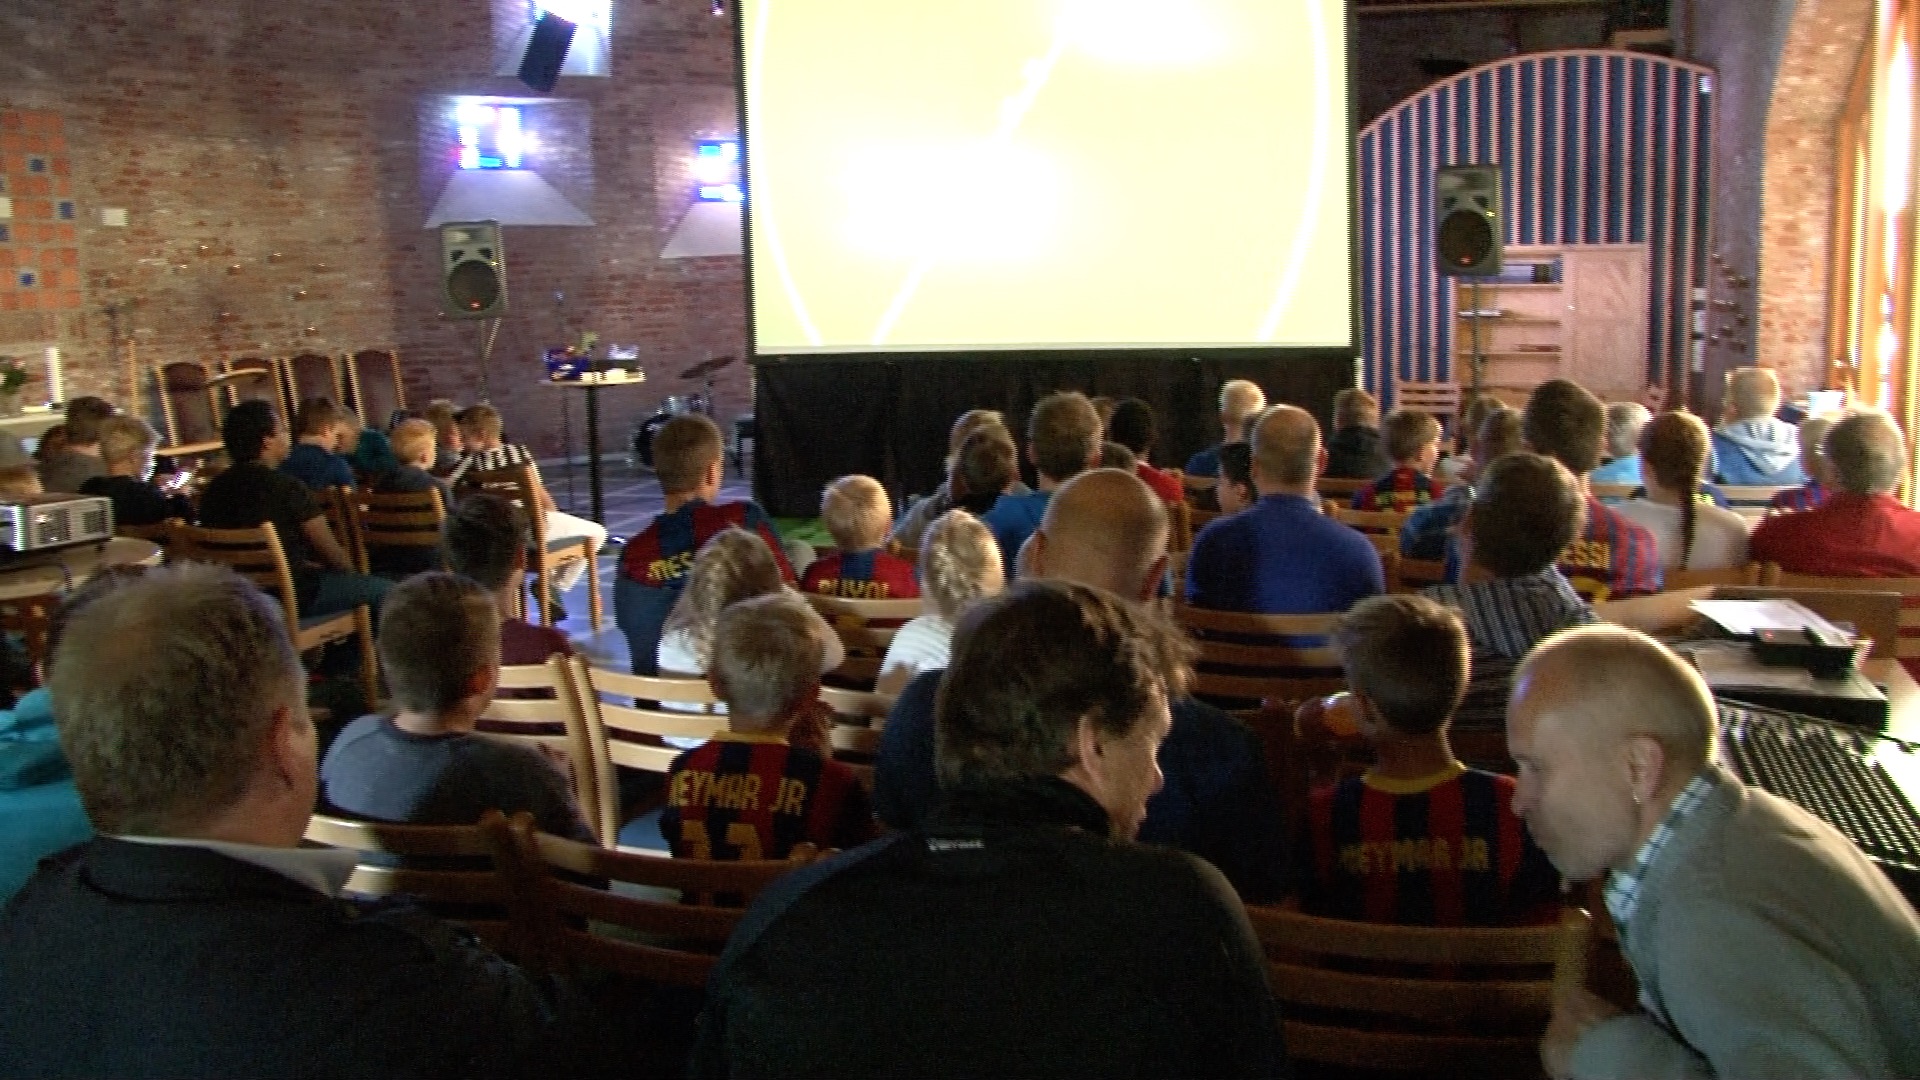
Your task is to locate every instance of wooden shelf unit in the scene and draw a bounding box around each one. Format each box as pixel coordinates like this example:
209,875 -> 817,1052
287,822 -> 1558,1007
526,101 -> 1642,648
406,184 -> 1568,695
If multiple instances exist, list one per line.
1450,244 -> 1650,407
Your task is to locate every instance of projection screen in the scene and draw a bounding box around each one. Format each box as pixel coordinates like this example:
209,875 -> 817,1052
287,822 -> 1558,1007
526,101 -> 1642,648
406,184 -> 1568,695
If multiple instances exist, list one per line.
737,0 -> 1352,355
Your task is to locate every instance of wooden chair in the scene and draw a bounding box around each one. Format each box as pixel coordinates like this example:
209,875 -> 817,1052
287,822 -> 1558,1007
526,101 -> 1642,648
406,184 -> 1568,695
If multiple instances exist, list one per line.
1662,562 -> 1768,591
467,462 -> 603,631
819,684 -> 892,788
1173,603 -> 1346,704
303,811 -> 513,948
355,487 -> 446,578
153,360 -> 225,458
804,593 -> 922,689
1762,571 -> 1920,662
282,352 -> 347,418
1244,904 -> 1593,1076
567,658 -> 731,848
220,356 -> 288,427
1397,557 -> 1451,592
1167,499 -> 1194,555
170,521 -> 378,705
1588,482 -> 1636,503
1394,380 -> 1463,433
477,655 -> 600,839
487,813 -> 818,987
1318,476 -> 1369,503
316,486 -> 366,575
347,348 -> 406,428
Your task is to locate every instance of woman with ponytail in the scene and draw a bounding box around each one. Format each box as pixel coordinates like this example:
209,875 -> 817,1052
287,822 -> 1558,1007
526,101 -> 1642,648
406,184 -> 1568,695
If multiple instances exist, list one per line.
876,510 -> 1005,696
1619,411 -> 1753,571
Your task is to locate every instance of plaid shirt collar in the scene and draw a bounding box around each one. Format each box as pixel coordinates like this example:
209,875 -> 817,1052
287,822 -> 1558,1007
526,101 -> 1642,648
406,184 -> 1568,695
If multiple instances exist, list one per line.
1604,769 -> 1719,936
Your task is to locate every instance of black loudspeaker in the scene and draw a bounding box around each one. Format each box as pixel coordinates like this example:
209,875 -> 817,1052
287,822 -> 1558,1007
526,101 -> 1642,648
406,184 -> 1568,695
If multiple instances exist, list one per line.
1435,164 -> 1503,277
518,12 -> 577,93
441,221 -> 508,319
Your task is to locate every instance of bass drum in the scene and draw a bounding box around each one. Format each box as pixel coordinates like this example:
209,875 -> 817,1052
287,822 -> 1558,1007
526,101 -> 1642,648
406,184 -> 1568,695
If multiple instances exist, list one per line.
629,410 -> 677,470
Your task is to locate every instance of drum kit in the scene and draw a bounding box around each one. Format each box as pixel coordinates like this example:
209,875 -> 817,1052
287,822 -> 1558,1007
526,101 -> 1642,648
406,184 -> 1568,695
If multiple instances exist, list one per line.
630,354 -> 735,469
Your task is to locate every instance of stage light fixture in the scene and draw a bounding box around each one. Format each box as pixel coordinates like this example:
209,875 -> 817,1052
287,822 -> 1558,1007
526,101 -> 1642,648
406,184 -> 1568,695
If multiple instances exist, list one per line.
695,139 -> 743,202
456,103 -> 526,171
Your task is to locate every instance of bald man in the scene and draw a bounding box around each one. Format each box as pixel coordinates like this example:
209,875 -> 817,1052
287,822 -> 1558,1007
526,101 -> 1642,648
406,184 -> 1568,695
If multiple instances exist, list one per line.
1509,626 -> 1920,1080
875,470 -> 1291,902
1185,405 -> 1384,614
1749,410 -> 1920,578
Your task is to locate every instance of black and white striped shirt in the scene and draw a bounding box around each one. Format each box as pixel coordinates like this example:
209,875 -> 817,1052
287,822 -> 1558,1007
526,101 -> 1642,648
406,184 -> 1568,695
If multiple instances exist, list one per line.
446,444 -> 536,488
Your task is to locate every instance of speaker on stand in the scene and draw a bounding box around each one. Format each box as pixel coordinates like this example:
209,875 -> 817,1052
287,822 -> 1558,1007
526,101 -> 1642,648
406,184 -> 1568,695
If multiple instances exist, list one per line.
1436,164 -> 1504,401
440,220 -> 508,401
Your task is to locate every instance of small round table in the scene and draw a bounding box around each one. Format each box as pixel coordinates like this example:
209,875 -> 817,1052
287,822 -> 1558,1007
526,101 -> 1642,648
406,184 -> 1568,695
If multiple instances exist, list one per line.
0,537 -> 165,602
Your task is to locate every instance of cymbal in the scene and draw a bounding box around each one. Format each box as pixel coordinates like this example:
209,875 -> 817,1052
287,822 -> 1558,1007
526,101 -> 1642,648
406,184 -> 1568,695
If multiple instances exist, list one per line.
679,355 -> 736,380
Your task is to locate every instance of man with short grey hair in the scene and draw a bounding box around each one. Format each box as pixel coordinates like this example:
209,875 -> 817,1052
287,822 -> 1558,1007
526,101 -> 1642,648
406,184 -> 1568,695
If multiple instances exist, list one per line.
1750,410 -> 1920,577
1589,402 -> 1652,487
0,563 -> 591,1077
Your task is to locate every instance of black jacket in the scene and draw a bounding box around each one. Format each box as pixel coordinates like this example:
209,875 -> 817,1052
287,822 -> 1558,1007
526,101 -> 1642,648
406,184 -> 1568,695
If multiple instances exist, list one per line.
1323,425 -> 1389,481
0,838 -> 592,1079
692,777 -> 1288,1080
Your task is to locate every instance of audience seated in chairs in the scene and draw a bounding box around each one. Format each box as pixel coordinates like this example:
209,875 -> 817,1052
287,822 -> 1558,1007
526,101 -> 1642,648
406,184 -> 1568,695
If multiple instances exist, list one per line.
888,409 -> 1027,548
449,403 -> 605,606
693,580 -> 1286,1079
1770,410 -> 1839,512
36,396 -> 113,495
1523,379 -> 1663,600
0,464 -> 40,500
444,492 -> 572,668
1296,595 -> 1558,926
422,397 -> 463,475
81,415 -> 193,528
1184,377 -> 1268,484
1617,411 -> 1752,572
661,592 -> 874,861
320,572 -> 594,842
1424,453 -> 1595,729
1512,625 -> 1920,1079
981,391 -> 1102,580
877,469 -> 1289,903
1104,397 -> 1187,504
1185,404 -> 1384,614
278,397 -> 357,492
1711,366 -> 1806,487
1323,386 -> 1388,481
876,509 -> 1004,697
615,414 -> 793,676
1751,409 -> 1920,577
197,400 -> 394,620
0,566 -> 149,903
1352,407 -> 1449,511
0,563 -> 595,1076
1589,400 -> 1653,487
1401,405 -> 1522,562
801,475 -> 919,600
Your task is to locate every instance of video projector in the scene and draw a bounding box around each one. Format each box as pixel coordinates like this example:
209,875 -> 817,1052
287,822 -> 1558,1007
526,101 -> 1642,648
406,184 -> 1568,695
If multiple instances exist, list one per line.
0,495 -> 115,558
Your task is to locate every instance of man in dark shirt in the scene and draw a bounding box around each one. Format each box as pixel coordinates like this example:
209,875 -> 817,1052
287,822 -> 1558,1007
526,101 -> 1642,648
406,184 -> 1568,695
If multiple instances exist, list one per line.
695,580 -> 1286,1079
80,415 -> 193,527
0,563 -> 592,1077
321,572 -> 593,841
197,400 -> 392,618
278,397 -> 358,491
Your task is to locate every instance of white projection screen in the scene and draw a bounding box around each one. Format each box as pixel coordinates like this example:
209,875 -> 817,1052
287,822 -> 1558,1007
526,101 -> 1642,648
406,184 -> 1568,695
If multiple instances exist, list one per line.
737,0 -> 1352,355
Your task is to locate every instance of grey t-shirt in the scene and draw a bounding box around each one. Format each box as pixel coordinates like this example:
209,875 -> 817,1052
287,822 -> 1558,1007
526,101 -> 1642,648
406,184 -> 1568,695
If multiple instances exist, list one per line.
38,450 -> 104,494
320,714 -> 592,842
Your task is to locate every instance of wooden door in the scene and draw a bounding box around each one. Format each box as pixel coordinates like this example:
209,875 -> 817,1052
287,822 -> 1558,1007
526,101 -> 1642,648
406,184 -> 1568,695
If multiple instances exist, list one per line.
1565,246 -> 1650,403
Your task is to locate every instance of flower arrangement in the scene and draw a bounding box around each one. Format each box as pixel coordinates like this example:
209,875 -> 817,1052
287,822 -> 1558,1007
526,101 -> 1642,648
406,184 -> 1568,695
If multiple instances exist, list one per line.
0,356 -> 27,395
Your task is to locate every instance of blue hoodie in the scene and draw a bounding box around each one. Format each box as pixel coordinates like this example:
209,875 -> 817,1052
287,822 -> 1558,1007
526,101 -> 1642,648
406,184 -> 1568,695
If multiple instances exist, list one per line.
0,689 -> 91,901
1711,417 -> 1806,487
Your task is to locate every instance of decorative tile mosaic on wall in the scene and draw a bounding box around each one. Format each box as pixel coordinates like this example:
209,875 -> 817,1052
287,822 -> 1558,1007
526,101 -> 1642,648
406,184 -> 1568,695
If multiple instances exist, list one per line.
0,110 -> 82,315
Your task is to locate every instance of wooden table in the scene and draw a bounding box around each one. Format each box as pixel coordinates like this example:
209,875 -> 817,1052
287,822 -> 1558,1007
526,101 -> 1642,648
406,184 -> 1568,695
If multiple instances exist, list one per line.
0,537 -> 164,602
541,371 -> 648,528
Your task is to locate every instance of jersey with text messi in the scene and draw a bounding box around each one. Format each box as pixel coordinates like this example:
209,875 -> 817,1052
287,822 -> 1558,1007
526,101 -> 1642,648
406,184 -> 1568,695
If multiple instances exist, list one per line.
618,499 -> 794,588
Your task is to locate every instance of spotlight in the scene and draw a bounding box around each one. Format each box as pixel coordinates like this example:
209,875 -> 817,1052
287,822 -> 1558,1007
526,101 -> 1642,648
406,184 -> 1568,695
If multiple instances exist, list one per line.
694,139 -> 743,201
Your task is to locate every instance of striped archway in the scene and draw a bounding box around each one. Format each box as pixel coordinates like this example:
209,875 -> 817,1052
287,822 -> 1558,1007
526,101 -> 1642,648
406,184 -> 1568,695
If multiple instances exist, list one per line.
1358,50 -> 1716,408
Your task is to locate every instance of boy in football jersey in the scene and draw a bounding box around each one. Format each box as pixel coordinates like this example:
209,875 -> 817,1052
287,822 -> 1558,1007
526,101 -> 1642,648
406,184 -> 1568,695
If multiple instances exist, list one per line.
661,592 -> 874,861
802,475 -> 920,600
1352,408 -> 1449,512
1300,594 -> 1557,927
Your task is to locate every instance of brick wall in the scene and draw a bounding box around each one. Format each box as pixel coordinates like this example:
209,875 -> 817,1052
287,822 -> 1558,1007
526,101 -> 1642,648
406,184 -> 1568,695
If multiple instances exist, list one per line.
0,0 -> 749,457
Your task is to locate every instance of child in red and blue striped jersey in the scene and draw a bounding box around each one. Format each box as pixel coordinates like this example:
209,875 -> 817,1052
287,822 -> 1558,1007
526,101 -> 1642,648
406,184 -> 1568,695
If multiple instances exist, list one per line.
662,592 -> 875,861
803,475 -> 920,601
1301,595 -> 1558,927
1352,409 -> 1449,512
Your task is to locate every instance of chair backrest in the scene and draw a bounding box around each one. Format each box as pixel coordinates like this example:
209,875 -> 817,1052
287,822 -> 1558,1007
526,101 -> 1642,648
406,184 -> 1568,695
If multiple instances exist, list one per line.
805,593 -> 922,687
283,352 -> 344,416
170,521 -> 301,637
488,813 -> 816,986
1588,482 -> 1636,503
1317,476 -> 1368,502
479,655 -> 601,842
155,360 -> 225,454
1333,507 -> 1409,537
1748,574 -> 1920,659
1173,603 -> 1346,702
348,348 -> 405,428
316,485 -> 365,574
303,811 -> 511,944
356,487 -> 446,571
1244,904 -> 1592,1074
1394,380 -> 1462,430
565,656 -> 730,845
1166,499 -> 1194,554
1663,563 -> 1764,591
1718,484 -> 1790,509
221,356 -> 287,426
1396,557 -> 1450,593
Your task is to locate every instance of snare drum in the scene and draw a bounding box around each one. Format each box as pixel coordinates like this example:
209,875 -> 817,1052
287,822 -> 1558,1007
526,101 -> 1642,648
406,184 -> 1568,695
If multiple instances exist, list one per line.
660,393 -> 711,416
630,411 -> 675,469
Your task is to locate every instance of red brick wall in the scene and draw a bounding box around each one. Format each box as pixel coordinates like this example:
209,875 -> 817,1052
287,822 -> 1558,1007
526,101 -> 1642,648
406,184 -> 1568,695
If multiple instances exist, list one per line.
0,0 -> 749,456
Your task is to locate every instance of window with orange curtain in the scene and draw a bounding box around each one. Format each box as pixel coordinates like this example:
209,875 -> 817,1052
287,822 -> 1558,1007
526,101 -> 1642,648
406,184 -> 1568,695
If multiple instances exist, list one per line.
1830,0 -> 1920,482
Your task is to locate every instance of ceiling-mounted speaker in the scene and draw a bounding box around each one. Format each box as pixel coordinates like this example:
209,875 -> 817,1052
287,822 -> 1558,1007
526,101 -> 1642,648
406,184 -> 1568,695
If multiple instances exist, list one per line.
441,221 -> 508,319
518,12 -> 577,93
1435,164 -> 1503,277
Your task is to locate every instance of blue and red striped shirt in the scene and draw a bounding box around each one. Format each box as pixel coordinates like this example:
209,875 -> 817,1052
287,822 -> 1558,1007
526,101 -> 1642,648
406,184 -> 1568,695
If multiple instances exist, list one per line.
1558,497 -> 1663,601
801,548 -> 920,600
1352,466 -> 1448,512
1307,765 -> 1559,927
661,733 -> 873,861
1768,482 -> 1828,513
618,498 -> 794,588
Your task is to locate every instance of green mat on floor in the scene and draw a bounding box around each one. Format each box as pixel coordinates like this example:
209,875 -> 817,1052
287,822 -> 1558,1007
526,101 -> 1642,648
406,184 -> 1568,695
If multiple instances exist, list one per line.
771,517 -> 833,549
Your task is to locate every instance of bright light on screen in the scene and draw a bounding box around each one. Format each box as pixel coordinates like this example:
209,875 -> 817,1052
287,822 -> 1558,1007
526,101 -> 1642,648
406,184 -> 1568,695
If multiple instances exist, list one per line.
739,0 -> 1351,353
